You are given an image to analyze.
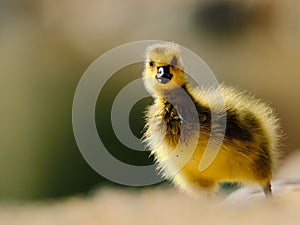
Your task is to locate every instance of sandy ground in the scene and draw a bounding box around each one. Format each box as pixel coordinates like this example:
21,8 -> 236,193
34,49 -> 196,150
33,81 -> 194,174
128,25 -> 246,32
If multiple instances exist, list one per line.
1,151 -> 300,225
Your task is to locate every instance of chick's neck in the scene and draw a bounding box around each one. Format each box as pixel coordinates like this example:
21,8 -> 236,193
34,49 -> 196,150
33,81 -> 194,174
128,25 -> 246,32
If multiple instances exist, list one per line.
160,84 -> 193,106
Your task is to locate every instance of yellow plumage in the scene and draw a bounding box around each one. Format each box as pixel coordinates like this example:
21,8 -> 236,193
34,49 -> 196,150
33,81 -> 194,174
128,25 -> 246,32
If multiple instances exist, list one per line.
142,42 -> 282,197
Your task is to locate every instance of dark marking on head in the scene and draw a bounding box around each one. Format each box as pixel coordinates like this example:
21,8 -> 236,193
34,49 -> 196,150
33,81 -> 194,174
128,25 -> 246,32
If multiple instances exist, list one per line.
171,56 -> 178,67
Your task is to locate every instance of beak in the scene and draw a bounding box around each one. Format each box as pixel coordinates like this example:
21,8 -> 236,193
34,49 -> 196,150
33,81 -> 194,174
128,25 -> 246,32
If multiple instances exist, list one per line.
155,66 -> 173,84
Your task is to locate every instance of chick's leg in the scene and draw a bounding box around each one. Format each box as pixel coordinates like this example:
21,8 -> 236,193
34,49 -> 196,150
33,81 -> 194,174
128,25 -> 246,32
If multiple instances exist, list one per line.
262,181 -> 272,197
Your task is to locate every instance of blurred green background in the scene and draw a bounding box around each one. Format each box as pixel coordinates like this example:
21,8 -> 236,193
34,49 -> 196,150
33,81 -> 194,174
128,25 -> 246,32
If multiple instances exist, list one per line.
1,0 -> 300,201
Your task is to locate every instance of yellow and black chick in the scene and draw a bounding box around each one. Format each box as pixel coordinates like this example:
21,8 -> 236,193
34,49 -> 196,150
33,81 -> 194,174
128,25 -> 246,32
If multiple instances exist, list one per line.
142,42 -> 282,197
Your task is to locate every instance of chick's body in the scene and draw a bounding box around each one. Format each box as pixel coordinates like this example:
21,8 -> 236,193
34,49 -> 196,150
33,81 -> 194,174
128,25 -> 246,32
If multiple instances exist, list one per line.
142,43 -> 281,196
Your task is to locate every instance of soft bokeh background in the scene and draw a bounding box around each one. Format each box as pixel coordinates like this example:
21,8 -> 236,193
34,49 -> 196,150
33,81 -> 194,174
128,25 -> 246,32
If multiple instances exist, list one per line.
1,0 -> 300,203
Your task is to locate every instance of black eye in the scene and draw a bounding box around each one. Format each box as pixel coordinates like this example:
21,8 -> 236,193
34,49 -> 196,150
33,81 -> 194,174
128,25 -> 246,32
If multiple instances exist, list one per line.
149,60 -> 154,67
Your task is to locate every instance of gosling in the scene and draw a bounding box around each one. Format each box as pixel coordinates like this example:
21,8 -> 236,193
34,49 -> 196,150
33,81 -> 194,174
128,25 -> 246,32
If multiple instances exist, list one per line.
142,42 -> 282,197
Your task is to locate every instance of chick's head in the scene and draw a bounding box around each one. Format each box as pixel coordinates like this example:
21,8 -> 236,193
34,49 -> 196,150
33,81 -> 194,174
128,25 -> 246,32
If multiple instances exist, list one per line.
143,43 -> 186,97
